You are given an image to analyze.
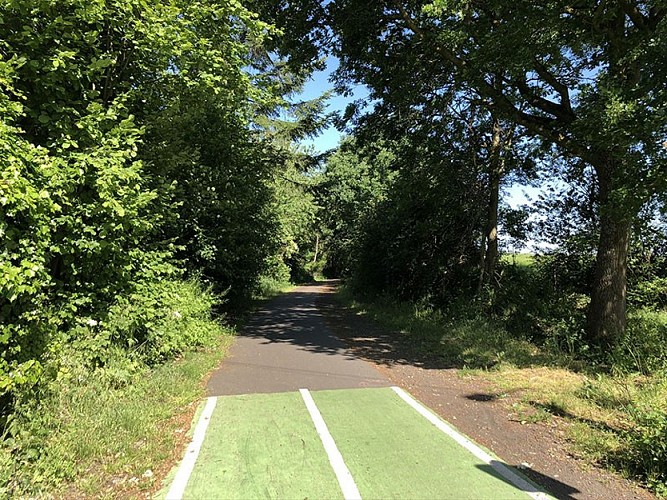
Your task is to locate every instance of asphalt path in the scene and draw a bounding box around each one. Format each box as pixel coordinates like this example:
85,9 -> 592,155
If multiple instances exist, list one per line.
163,283 -> 551,500
207,283 -> 390,395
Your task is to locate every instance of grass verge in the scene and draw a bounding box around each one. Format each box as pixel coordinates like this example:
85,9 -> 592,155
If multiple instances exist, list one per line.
337,287 -> 667,497
1,335 -> 234,498
0,279 -> 236,498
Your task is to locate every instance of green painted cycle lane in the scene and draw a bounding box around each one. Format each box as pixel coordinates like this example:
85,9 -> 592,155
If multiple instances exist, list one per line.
163,387 -> 549,499
311,387 -> 532,499
179,392 -> 343,499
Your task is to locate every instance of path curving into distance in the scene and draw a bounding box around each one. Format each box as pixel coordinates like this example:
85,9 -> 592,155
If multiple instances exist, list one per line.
161,283 -> 553,500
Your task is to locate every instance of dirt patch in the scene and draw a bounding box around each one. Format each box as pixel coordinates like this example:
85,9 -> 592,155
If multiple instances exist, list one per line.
316,283 -> 654,500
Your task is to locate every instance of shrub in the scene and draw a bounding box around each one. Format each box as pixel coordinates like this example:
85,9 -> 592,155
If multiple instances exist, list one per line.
102,279 -> 223,366
490,259 -> 590,357
0,74 -> 59,396
622,400 -> 667,496
0,278 -> 227,495
628,277 -> 667,309
612,309 -> 667,375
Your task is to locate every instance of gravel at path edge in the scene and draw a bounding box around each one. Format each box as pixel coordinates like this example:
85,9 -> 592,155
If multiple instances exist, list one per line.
316,282 -> 654,500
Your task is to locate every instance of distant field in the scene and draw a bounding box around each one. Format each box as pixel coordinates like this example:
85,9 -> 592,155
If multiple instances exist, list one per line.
501,253 -> 535,267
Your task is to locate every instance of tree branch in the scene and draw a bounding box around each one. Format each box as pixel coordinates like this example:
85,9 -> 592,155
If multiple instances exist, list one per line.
505,75 -> 575,123
391,0 -> 465,69
533,60 -> 574,115
390,0 -> 593,164
620,0 -> 648,31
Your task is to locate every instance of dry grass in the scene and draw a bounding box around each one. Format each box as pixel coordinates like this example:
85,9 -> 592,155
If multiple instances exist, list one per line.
340,288 -> 667,495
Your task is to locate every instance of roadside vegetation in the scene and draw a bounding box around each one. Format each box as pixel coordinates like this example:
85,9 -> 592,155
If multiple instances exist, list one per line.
2,0 -> 666,498
268,2 -> 666,494
1,1 -> 319,496
0,280 -> 232,496
337,260 -> 667,495
314,132 -> 666,495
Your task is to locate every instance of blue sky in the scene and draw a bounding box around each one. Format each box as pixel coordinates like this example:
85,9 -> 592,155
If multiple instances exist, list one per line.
296,57 -> 369,153
295,57 -> 541,230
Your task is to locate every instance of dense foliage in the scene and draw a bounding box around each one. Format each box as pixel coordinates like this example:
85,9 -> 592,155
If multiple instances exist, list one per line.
0,0 -> 321,393
320,134 -> 489,300
0,4 -> 323,493
292,3 -> 665,489
1,0 -> 666,495
268,0 -> 667,346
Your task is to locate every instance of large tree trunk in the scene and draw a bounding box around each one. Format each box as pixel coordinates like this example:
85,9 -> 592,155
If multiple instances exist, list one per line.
484,164 -> 500,279
587,160 -> 632,347
313,233 -> 320,264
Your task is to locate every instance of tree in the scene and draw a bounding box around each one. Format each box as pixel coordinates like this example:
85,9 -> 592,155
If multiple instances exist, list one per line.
318,138 -> 396,277
337,85 -> 527,291
0,0 -> 306,393
318,130 -> 490,302
324,0 -> 667,346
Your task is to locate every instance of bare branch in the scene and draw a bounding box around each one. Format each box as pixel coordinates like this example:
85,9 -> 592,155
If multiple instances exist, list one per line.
508,76 -> 575,123
620,0 -> 648,31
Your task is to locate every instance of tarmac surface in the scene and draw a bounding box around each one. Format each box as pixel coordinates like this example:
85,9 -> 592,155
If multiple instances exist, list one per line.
160,283 -> 552,500
161,283 -> 652,500
207,284 -> 390,395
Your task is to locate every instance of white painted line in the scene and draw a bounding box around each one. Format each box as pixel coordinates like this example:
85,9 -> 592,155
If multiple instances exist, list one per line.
165,396 -> 218,500
391,386 -> 551,500
300,388 -> 362,500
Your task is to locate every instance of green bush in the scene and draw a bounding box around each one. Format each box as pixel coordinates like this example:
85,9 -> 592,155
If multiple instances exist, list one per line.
1,0 -> 286,400
1,278 -> 227,495
0,21 -> 159,397
98,279 -> 223,367
629,277 -> 667,309
489,259 -> 590,357
0,61 -> 56,395
612,309 -> 667,375
622,402 -> 667,496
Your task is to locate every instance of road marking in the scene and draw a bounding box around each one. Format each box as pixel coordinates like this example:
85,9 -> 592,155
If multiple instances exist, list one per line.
166,396 -> 217,500
300,388 -> 362,500
391,386 -> 551,500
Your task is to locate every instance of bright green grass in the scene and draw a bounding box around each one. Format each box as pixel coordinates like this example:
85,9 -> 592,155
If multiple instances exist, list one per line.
501,253 -> 535,267
179,392 -> 343,500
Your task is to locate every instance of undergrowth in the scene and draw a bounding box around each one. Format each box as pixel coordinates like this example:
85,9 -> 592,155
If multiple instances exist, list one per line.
338,286 -> 667,496
0,279 -> 233,497
254,276 -> 294,302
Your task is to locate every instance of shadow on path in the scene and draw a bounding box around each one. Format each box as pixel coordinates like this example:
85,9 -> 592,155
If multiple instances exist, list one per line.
476,462 -> 580,500
207,282 -> 388,396
316,282 -> 454,370
240,291 -> 356,357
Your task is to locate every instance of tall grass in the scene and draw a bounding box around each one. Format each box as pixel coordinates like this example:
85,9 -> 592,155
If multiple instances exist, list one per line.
338,286 -> 667,496
0,279 -> 234,497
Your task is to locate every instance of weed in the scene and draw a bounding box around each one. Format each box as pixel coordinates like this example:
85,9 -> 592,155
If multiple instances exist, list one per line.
622,404 -> 667,493
567,421 -> 623,465
612,309 -> 667,375
509,401 -> 553,424
340,289 -> 560,370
